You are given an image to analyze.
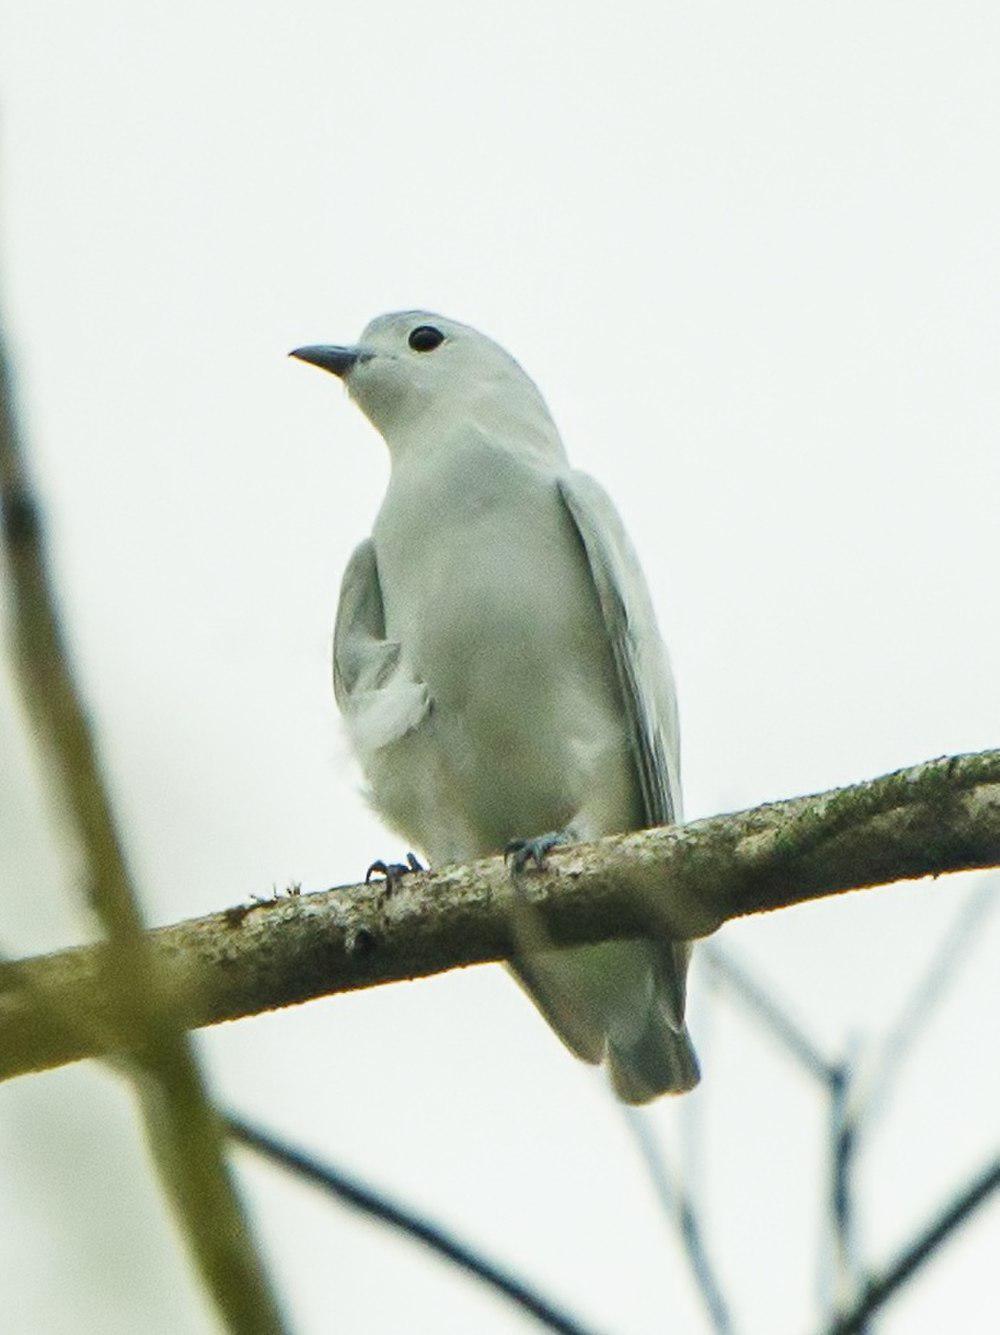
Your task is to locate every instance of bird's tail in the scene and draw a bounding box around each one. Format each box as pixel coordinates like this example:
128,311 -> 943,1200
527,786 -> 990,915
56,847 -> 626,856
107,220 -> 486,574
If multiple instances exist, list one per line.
509,938 -> 700,1103
607,1013 -> 700,1104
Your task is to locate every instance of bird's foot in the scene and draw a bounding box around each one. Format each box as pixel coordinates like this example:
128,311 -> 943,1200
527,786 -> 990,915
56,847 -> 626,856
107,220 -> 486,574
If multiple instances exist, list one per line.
365,852 -> 424,894
504,831 -> 568,873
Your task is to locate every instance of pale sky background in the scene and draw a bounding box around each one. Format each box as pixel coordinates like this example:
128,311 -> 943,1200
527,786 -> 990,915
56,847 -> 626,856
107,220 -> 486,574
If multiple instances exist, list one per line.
0,2 -> 997,1332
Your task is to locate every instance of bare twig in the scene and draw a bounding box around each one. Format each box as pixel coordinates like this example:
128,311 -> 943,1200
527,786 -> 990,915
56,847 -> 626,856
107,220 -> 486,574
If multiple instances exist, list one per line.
226,1115 -> 597,1335
702,945 -> 835,1086
709,887 -> 997,1327
824,1055 -> 869,1327
1,750 -> 999,1081
827,1066 -> 851,1302
679,976 -> 712,1204
819,880 -> 995,1323
858,879 -> 997,1129
0,335 -> 285,1331
623,1109 -> 734,1334
821,1154 -> 1000,1335
702,946 -> 865,1316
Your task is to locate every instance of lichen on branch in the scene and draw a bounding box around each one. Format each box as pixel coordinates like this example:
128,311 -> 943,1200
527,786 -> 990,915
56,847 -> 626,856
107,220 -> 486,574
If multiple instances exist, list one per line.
1,749 -> 998,1083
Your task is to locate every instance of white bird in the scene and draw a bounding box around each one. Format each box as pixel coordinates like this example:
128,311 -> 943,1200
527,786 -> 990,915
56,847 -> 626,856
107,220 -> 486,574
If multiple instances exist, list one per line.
292,312 -> 698,1101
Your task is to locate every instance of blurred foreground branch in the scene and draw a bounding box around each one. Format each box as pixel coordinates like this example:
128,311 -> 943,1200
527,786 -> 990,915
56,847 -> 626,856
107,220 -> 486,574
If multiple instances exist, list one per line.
0,940 -> 588,1335
1,749 -> 998,1080
0,337 -> 286,1330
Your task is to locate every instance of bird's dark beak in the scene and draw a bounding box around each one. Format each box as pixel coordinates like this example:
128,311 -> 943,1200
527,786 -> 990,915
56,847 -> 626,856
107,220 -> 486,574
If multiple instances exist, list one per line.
289,344 -> 363,378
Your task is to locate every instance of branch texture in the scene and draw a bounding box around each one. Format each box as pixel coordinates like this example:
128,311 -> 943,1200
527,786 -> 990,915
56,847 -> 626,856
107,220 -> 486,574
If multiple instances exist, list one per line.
1,750 -> 997,1080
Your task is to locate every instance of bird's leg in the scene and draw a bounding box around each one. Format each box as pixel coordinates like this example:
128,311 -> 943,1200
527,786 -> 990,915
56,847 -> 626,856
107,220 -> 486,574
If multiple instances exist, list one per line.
364,851 -> 424,894
504,831 -> 569,874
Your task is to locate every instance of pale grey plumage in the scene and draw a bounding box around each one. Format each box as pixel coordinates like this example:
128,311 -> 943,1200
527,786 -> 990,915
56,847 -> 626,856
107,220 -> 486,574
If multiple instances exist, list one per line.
297,310 -> 698,1101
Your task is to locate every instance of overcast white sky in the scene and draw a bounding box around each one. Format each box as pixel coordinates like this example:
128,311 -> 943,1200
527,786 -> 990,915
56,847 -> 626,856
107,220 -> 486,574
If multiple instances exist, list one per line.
0,2 -> 997,1332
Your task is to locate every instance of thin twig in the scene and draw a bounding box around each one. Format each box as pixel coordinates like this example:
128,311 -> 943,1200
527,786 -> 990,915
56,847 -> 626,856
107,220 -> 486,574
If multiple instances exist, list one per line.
623,1109 -> 734,1335
703,945 -> 866,1318
824,1057 -> 868,1328
858,879 -> 997,1130
827,1067 -> 851,1305
702,945 -> 835,1086
3,750 -> 1000,1080
819,882 -> 995,1324
226,1115 -> 597,1335
821,1154 -> 1000,1335
0,331 -> 285,1330
680,962 -> 716,1219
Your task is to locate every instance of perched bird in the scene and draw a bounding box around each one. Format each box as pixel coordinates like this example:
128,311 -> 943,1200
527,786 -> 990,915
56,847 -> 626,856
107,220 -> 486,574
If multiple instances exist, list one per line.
292,312 -> 698,1101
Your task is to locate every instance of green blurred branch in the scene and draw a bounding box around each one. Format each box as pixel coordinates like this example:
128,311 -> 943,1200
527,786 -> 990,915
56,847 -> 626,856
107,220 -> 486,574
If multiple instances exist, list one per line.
0,336 -> 286,1332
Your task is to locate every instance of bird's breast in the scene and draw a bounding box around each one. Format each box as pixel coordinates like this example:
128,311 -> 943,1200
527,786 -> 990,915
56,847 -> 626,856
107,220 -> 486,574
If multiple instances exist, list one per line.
366,438 -> 634,854
375,441 -> 605,708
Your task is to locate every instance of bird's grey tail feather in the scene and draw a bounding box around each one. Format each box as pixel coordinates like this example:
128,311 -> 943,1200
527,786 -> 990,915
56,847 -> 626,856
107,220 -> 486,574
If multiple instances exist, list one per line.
509,941 -> 700,1101
506,959 -> 605,1064
608,1017 -> 700,1104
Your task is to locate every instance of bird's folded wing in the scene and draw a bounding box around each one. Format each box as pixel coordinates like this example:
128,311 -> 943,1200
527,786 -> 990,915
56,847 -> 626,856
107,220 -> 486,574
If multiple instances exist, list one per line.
557,472 -> 682,828
333,539 -> 431,754
557,472 -> 688,1022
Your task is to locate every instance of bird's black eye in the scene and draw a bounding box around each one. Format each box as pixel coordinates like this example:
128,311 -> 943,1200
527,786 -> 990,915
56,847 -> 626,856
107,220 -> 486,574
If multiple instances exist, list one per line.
408,325 -> 445,352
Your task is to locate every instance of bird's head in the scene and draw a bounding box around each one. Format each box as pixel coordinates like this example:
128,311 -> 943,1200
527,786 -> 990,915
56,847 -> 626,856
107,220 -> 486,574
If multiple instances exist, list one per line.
290,311 -> 564,460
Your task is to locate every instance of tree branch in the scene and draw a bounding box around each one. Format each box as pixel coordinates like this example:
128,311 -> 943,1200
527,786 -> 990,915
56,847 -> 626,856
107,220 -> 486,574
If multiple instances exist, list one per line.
1,749 -> 998,1082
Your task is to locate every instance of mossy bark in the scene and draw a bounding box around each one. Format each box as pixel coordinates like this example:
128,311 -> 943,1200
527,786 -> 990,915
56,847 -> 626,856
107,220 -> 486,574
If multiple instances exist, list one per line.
1,749 -> 998,1083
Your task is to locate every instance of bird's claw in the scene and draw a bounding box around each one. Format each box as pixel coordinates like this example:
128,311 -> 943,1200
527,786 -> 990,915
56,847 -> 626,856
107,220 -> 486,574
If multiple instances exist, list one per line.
504,832 -> 566,873
365,852 -> 424,893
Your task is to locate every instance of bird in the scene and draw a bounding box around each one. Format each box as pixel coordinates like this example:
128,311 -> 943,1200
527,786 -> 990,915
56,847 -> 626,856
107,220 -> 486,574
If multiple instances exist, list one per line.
291,311 -> 698,1102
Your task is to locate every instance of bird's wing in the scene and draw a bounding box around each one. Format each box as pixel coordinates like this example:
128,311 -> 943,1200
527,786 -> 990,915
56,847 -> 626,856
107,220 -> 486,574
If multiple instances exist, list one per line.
557,471 -> 682,828
557,472 -> 689,1028
333,539 -> 431,755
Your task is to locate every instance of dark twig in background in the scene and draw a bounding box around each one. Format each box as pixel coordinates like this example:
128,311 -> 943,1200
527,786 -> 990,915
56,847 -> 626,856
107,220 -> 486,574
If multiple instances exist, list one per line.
824,879 -> 995,1326
226,1114 -> 596,1335
703,944 -> 860,1314
702,945 -> 835,1085
858,880 -> 996,1131
821,1153 -> 1000,1335
704,875 -> 997,1332
826,1052 -> 866,1325
623,1108 -> 734,1334
0,327 -> 286,1332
